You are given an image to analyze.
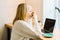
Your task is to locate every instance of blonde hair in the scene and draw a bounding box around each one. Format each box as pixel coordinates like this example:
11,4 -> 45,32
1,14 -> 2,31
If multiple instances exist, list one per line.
13,3 -> 27,24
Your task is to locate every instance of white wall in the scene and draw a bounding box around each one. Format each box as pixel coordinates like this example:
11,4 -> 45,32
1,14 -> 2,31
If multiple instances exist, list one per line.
58,0 -> 60,28
0,0 -> 25,40
55,0 -> 60,29
43,0 -> 55,25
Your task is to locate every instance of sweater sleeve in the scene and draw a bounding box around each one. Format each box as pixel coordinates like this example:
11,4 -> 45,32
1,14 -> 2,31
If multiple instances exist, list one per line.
33,13 -> 42,37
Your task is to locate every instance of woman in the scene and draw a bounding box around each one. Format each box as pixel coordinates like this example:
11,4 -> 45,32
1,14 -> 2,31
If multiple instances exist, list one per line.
11,3 -> 42,40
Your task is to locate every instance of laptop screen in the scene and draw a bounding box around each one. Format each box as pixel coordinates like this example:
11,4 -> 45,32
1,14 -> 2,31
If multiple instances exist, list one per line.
44,18 -> 56,33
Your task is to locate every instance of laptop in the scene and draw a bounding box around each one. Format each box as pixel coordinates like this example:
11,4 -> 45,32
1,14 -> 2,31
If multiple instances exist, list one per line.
41,18 -> 56,38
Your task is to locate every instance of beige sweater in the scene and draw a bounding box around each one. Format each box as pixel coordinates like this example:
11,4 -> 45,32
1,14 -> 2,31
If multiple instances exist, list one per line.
10,14 -> 42,40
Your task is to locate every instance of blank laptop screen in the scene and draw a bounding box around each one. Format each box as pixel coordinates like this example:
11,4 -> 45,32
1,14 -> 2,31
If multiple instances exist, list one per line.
44,18 -> 56,33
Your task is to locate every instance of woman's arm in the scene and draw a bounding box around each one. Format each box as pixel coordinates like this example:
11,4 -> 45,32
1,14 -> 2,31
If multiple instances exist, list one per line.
31,12 -> 42,37
31,12 -> 39,27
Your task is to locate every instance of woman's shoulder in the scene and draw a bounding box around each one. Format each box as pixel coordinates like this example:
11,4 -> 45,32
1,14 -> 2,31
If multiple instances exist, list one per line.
14,20 -> 32,27
14,20 -> 27,24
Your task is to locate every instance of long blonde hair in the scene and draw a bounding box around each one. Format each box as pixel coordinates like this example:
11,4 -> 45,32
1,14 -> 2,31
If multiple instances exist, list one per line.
13,3 -> 27,24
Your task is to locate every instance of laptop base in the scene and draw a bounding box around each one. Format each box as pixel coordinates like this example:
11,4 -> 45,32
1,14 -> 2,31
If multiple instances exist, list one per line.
42,33 -> 53,38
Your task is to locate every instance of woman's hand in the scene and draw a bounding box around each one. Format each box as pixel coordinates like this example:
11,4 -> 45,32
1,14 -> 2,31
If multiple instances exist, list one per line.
31,12 -> 34,18
31,12 -> 37,20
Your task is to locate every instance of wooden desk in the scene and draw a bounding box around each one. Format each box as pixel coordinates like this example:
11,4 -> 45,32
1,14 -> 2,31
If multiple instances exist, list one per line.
5,23 -> 60,40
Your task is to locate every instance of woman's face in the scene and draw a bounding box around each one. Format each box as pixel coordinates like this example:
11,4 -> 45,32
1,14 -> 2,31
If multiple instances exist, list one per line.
26,5 -> 33,18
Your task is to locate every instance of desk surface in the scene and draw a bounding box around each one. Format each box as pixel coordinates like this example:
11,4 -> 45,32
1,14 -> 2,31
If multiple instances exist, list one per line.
5,23 -> 60,40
